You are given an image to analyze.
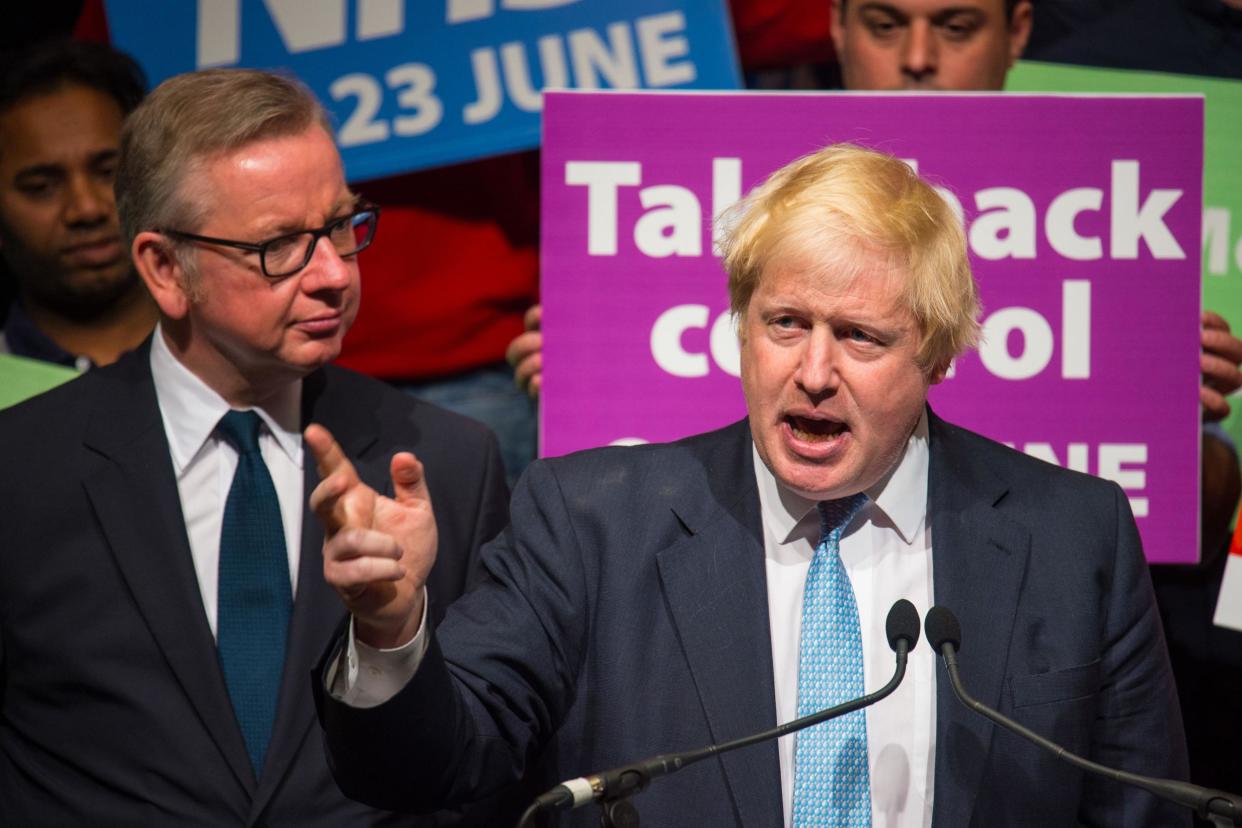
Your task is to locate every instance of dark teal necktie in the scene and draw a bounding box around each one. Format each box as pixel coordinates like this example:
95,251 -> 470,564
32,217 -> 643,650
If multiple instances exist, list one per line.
216,409 -> 292,775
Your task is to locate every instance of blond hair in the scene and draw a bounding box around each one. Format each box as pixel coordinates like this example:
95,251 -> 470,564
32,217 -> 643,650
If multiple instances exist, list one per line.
115,68 -> 332,249
721,143 -> 980,373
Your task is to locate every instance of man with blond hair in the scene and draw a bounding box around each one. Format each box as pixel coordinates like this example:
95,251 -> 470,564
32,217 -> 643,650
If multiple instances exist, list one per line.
0,68 -> 509,825
312,144 -> 1188,826
505,0 -> 1242,552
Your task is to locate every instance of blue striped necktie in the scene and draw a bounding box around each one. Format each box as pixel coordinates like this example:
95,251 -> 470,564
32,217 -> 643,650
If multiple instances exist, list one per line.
792,493 -> 870,827
215,409 -> 292,776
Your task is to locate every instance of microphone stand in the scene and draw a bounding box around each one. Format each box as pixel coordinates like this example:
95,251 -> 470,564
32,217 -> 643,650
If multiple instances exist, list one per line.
517,639 -> 910,828
938,636 -> 1242,827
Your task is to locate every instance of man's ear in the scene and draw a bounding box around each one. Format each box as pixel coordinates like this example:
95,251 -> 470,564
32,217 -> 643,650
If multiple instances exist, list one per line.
1007,1 -> 1034,68
133,231 -> 191,320
927,358 -> 952,385
830,0 -> 847,58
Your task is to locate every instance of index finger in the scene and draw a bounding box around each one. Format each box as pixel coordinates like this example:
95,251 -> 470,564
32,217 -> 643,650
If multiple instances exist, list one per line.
1203,310 -> 1231,333
305,423 -> 359,485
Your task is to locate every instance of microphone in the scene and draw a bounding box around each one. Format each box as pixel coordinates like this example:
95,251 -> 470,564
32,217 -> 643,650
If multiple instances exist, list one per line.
924,605 -> 1242,825
517,599 -> 922,827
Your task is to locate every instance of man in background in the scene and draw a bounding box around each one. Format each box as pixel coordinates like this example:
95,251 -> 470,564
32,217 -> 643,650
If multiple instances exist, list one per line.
0,67 -> 509,825
0,40 -> 154,378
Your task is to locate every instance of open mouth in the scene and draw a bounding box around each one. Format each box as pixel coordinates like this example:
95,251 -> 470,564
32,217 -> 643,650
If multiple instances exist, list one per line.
786,415 -> 847,443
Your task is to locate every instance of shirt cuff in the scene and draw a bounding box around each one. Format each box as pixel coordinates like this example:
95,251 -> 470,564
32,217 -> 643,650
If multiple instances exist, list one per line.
326,588 -> 429,708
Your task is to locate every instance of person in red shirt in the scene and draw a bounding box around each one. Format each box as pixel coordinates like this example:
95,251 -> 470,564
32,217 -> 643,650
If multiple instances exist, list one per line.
338,154 -> 540,485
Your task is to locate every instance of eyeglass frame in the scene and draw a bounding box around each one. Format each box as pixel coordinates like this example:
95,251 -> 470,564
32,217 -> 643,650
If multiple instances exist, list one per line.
158,203 -> 380,280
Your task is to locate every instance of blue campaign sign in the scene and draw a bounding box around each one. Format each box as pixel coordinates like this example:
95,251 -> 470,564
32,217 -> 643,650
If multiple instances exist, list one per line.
104,0 -> 740,181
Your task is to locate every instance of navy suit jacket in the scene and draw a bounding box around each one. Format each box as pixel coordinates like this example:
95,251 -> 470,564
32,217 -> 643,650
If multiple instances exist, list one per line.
0,342 -> 508,826
317,413 -> 1188,826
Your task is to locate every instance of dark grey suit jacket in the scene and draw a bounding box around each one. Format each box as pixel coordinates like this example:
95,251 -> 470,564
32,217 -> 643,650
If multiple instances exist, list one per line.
0,342 -> 508,826
317,412 -> 1188,826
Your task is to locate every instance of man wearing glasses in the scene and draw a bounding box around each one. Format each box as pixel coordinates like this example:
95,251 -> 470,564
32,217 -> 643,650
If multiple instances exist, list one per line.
0,68 -> 510,825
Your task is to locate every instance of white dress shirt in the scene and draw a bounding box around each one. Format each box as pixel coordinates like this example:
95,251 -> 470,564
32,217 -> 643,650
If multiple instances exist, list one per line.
150,325 -> 304,638
337,414 -> 937,828
758,410 -> 936,828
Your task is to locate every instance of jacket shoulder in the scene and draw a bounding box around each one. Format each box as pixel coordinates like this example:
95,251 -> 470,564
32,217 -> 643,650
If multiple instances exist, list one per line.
0,364 -> 128,447
538,419 -> 745,478
316,364 -> 499,449
523,420 -> 753,528
930,412 -> 1127,518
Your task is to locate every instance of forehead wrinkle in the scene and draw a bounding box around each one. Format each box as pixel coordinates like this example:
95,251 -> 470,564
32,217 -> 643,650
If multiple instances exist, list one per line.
854,1 -> 907,15
0,87 -> 122,150
332,190 -> 360,214
255,194 -> 354,240
847,0 -> 1009,22
761,259 -> 909,324
188,152 -> 349,239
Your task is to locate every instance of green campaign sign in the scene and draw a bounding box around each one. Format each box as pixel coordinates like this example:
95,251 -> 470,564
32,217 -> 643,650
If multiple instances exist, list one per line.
0,355 -> 76,410
1008,60 -> 1242,446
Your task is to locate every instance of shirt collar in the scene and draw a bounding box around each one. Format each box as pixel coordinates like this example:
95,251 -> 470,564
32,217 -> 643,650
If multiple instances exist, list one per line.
2,301 -> 89,370
149,323 -> 303,476
753,408 -> 930,547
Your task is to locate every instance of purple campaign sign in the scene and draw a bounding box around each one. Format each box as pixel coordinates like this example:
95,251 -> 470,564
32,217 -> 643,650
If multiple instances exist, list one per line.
541,91 -> 1203,563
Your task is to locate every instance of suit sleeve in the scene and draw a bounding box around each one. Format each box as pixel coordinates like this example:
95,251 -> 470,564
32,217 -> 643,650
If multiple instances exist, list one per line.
421,419 -> 510,631
317,458 -> 589,814
1079,482 -> 1190,826
463,429 -> 509,592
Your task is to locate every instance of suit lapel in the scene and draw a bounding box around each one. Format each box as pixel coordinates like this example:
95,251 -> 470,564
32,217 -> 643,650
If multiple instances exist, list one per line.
656,421 -> 783,828
926,411 -> 1030,828
82,347 -> 255,794
250,368 -> 379,819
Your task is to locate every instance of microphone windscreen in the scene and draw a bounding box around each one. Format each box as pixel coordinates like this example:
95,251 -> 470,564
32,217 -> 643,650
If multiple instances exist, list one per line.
885,599 -> 921,652
924,605 -> 962,653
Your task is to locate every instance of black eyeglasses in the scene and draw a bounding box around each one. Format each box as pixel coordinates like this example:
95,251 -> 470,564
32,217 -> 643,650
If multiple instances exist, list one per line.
160,204 -> 380,279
